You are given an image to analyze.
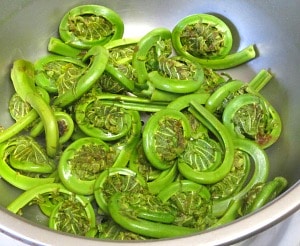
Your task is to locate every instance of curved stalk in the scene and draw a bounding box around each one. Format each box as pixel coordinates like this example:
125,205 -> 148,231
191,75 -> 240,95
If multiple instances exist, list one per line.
0,139 -> 55,190
179,101 -> 235,184
53,45 -> 109,107
0,110 -> 38,144
108,192 -> 198,238
10,60 -> 59,157
189,45 -> 257,70
47,37 -> 84,58
212,138 -> 270,217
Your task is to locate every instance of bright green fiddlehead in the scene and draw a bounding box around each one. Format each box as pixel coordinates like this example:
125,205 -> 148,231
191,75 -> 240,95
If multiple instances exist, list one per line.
178,101 -> 235,184
94,167 -> 147,214
174,14 -> 232,59
172,14 -> 256,69
108,191 -> 198,238
7,135 -> 56,174
143,108 -> 191,170
147,56 -> 204,94
35,55 -> 87,94
75,95 -> 133,141
158,180 -> 217,230
0,136 -> 56,190
49,193 -> 96,236
222,92 -> 282,148
59,5 -> 124,49
58,137 -> 112,195
209,149 -> 251,200
178,135 -> 223,172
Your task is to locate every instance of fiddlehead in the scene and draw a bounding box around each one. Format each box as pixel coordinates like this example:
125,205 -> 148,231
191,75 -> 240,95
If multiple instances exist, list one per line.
0,136 -> 56,190
95,40 -> 139,94
172,14 -> 232,59
178,136 -> 223,172
108,191 -> 198,238
208,149 -> 251,200
49,193 -> 96,236
10,60 -> 59,157
58,137 -> 112,195
222,92 -> 282,148
59,5 -> 124,49
75,95 -> 133,141
147,56 -> 204,94
175,15 -> 232,59
241,176 -> 287,215
9,93 -> 32,121
7,135 -> 56,174
7,183 -> 95,236
142,108 -> 191,170
158,180 -> 217,230
132,27 -> 172,86
35,55 -> 87,94
95,217 -> 150,240
53,45 -> 109,107
172,14 -> 256,69
129,140 -> 178,194
94,167 -> 147,214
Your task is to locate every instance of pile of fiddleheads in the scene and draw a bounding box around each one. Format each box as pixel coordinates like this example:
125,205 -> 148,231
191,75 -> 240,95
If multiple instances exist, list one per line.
0,4 -> 287,240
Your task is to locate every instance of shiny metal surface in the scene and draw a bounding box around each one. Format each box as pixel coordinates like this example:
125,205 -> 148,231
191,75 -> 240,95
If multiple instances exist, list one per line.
0,0 -> 299,245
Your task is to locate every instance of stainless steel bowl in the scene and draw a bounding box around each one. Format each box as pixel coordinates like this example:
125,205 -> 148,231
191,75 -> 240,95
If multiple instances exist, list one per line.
0,0 -> 299,245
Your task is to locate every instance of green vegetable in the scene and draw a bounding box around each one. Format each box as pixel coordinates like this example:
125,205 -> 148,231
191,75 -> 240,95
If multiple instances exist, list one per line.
0,136 -> 56,190
178,101 -> 235,184
8,136 -> 55,174
53,45 -> 109,107
0,110 -> 39,144
30,110 -> 74,144
172,14 -> 233,59
211,198 -> 243,228
108,191 -> 198,238
129,143 -> 179,194
34,54 -> 87,94
8,87 -> 50,121
222,92 -> 282,148
59,5 -> 124,49
75,95 -> 133,141
148,56 -> 204,94
158,180 -> 217,230
47,37 -> 85,58
209,149 -> 251,200
1,4 -> 287,241
242,176 -> 288,215
142,108 -> 192,170
94,167 -> 146,214
172,14 -> 256,69
248,69 -> 273,92
104,38 -> 140,92
58,137 -> 111,195
205,70 -> 273,116
89,217 -> 150,240
132,27 -> 172,86
7,183 -> 95,236
205,80 -> 245,114
75,93 -> 168,113
49,193 -> 96,236
10,60 -> 59,157
212,138 -> 270,216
